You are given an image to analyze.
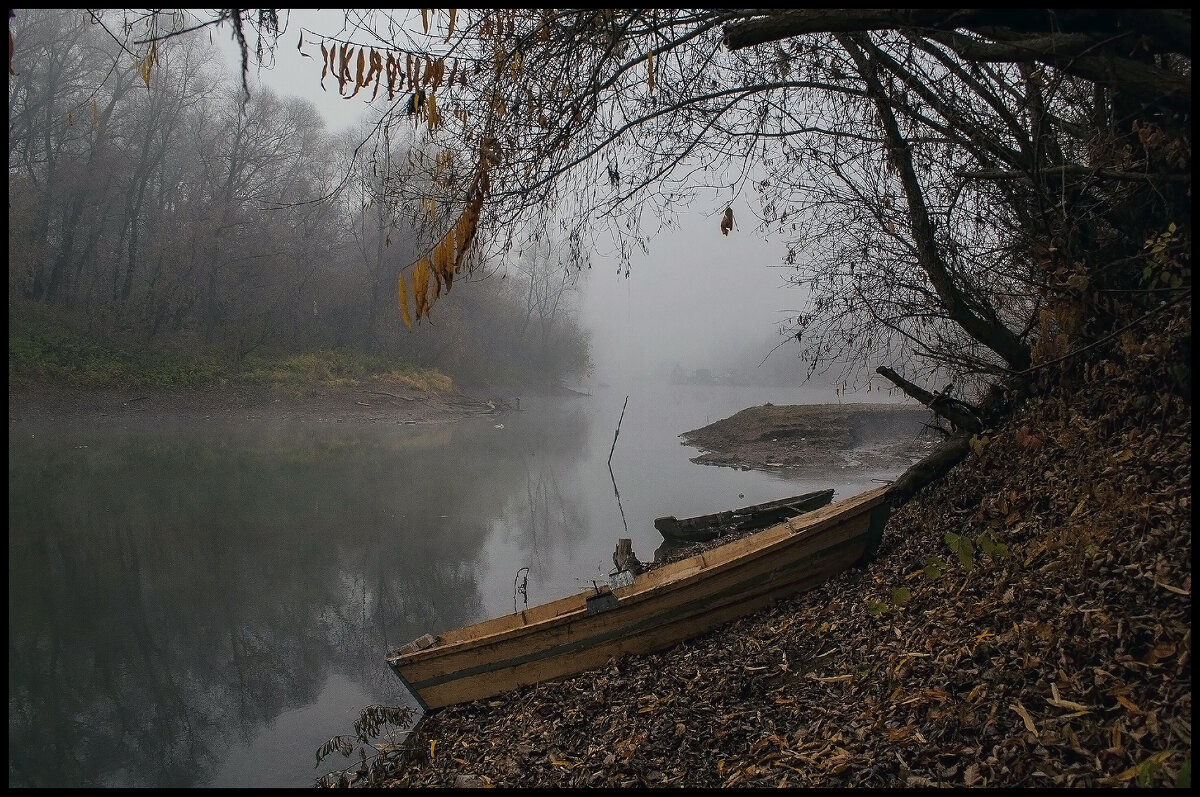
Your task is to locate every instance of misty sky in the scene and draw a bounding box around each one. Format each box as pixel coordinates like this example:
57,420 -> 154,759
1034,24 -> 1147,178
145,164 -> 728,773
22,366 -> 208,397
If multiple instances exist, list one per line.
214,11 -> 810,386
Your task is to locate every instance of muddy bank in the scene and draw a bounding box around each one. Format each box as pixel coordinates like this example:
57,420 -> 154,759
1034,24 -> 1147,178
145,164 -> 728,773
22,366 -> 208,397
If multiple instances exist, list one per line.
679,402 -> 938,473
7,384 -> 516,427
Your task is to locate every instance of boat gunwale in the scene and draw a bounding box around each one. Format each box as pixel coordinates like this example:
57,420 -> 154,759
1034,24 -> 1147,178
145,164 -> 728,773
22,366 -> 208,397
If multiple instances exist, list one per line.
388,485 -> 890,666
406,534 -> 870,706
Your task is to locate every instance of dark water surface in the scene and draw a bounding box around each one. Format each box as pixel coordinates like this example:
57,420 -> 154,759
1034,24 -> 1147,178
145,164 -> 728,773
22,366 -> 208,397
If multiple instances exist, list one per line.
8,382 -> 929,787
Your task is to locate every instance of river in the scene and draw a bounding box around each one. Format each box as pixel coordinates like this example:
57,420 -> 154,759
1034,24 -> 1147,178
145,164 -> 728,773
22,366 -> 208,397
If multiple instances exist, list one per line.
8,380 -> 929,787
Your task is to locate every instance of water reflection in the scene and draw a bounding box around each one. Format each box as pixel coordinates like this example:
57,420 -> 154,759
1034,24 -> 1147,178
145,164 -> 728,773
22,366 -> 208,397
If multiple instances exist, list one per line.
8,415 -> 586,787
8,385 -> 929,787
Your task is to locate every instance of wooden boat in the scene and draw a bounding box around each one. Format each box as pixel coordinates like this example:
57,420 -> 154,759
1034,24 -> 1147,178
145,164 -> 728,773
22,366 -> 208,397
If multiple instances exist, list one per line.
386,484 -> 891,711
653,488 -> 835,543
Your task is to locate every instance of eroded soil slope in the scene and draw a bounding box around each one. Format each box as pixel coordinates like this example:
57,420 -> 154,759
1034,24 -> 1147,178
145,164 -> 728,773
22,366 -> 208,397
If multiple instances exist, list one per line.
680,402 -> 936,471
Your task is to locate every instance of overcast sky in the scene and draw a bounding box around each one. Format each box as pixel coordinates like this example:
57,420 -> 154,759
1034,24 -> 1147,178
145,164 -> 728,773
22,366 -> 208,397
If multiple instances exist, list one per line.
214,10 -> 810,386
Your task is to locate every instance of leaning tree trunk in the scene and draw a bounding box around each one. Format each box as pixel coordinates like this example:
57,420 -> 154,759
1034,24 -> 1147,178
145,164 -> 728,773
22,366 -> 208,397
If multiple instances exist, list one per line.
876,366 -> 1029,507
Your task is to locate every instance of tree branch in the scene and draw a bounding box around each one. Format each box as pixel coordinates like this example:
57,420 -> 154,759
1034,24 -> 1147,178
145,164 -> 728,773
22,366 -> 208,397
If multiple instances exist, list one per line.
724,10 -> 1191,112
840,32 -> 1032,372
876,366 -> 982,433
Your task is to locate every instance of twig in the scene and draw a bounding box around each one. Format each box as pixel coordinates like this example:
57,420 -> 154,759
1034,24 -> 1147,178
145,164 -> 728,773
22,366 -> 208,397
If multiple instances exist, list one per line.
608,396 -> 629,467
608,396 -> 631,535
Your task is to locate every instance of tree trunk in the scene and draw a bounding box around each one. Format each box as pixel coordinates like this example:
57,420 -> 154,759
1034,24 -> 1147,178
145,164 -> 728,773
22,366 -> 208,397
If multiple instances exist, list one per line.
841,33 -> 1033,372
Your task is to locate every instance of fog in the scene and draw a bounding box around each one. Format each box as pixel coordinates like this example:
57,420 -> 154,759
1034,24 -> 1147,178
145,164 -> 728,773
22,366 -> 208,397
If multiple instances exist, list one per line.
578,224 -> 800,387
217,15 -> 813,392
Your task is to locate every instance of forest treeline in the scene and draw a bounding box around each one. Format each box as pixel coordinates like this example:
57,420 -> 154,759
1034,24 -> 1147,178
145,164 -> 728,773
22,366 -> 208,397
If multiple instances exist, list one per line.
7,8 -> 591,389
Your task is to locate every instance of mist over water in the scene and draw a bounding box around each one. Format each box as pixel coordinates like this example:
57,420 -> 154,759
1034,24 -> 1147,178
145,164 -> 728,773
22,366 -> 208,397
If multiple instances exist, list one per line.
8,382 -> 924,788
579,222 -> 804,389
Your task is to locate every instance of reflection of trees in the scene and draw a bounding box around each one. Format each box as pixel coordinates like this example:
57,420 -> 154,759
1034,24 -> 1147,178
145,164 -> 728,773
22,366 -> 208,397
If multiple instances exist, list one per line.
8,416 -> 581,787
491,403 -> 593,593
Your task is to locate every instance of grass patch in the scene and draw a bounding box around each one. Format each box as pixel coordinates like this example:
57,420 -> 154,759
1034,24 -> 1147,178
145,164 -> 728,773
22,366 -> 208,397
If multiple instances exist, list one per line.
237,350 -> 454,393
8,322 -> 223,390
10,315 -> 454,394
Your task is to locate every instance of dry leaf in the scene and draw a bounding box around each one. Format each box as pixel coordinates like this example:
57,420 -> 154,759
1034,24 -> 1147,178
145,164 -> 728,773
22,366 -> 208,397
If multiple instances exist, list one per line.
1010,700 -> 1038,737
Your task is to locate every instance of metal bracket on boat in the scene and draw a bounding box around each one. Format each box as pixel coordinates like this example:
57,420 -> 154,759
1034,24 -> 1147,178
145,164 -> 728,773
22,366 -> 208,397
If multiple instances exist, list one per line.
586,582 -> 620,615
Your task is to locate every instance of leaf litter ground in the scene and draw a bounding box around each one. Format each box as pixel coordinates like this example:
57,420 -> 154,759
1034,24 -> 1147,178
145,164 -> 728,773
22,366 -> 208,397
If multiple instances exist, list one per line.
324,321 -> 1190,788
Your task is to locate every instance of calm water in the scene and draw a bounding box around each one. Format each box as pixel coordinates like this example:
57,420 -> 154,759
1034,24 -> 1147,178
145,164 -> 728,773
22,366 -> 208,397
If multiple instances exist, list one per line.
8,381 -> 929,787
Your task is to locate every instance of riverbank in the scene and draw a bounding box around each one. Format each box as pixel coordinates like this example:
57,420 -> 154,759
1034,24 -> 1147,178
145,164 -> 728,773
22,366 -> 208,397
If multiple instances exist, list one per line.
325,353 -> 1190,786
7,383 -> 517,427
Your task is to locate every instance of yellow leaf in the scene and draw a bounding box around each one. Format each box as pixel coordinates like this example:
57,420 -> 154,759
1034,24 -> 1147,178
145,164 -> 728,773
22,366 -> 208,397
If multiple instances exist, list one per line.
429,739 -> 436,759
367,50 -> 383,100
139,41 -> 157,88
338,45 -> 351,94
412,257 -> 431,320
348,48 -> 365,98
1116,750 -> 1172,782
1046,696 -> 1090,712
398,271 -> 412,328
1010,700 -> 1038,737
426,91 -> 439,131
385,52 -> 397,98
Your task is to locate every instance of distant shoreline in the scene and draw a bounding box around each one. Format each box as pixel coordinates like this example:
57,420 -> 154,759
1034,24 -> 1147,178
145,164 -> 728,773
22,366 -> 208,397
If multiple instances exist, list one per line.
7,384 -> 514,426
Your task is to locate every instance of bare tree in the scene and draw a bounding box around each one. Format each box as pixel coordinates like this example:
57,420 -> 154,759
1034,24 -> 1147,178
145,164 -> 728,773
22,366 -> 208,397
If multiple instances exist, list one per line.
145,10 -> 1185,391
23,10 -> 1191,417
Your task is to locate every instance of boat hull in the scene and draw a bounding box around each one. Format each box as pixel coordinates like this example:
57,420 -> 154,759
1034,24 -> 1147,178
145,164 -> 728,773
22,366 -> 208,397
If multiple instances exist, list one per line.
388,485 -> 890,710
